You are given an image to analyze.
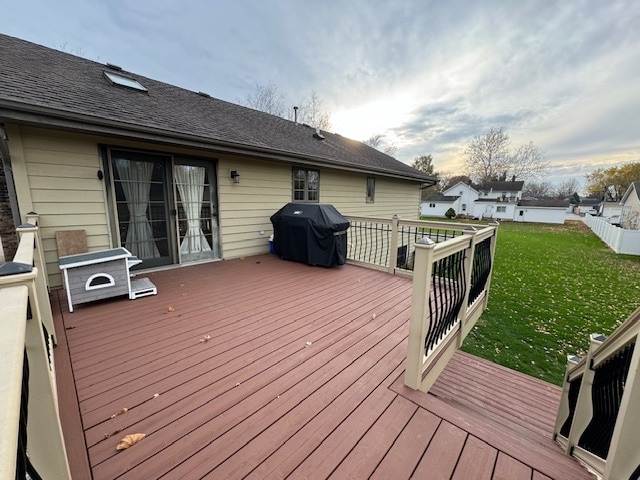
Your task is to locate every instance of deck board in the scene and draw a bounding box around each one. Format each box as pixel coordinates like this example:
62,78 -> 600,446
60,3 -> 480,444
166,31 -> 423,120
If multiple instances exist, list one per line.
51,254 -> 593,479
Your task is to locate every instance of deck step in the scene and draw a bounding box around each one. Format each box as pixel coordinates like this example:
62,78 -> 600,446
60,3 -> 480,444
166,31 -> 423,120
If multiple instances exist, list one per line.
130,277 -> 157,299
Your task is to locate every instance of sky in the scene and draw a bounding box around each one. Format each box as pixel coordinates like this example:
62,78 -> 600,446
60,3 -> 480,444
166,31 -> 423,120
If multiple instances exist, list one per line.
2,0 -> 640,190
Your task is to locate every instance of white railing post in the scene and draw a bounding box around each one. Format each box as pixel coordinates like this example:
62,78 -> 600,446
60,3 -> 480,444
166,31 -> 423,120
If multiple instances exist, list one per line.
553,354 -> 581,449
404,237 -> 436,390
564,334 -> 605,455
388,214 -> 400,274
17,219 -> 55,344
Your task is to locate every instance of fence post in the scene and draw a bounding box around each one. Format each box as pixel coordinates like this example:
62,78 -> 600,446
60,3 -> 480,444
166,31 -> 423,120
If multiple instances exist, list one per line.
602,335 -> 640,480
388,214 -> 400,274
404,237 -> 436,390
17,221 -> 55,345
564,334 -> 605,455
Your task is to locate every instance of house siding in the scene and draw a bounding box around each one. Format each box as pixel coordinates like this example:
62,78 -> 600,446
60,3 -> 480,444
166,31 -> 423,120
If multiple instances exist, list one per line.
6,125 -> 422,286
622,188 -> 640,229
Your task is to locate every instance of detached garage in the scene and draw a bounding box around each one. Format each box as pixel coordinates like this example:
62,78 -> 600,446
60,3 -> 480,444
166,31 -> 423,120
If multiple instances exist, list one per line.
515,199 -> 569,224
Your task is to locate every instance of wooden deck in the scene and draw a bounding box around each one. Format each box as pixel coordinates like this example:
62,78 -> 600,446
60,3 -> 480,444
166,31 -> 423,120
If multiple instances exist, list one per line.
51,254 -> 593,480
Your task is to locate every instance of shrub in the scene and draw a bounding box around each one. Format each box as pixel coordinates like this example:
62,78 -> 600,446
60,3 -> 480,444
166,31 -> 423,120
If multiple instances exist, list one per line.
444,208 -> 456,219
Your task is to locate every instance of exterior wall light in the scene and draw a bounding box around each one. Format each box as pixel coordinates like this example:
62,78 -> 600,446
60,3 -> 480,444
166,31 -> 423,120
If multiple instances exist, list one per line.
230,170 -> 240,183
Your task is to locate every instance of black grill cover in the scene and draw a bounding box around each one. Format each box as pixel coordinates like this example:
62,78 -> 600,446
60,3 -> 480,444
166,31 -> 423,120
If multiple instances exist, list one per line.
270,203 -> 350,267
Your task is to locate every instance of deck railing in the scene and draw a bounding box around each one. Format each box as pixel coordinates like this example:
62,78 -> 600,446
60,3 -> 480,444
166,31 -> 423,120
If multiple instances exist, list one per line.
345,215 -> 499,393
345,215 -> 469,275
0,214 -> 71,479
554,305 -> 640,480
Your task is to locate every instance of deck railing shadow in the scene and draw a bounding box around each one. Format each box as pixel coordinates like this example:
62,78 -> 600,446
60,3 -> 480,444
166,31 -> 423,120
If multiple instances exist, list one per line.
554,305 -> 640,480
345,215 -> 499,392
0,213 -> 71,479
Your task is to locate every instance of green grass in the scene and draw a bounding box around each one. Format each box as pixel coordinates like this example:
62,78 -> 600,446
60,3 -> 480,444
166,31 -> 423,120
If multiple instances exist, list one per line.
460,221 -> 640,385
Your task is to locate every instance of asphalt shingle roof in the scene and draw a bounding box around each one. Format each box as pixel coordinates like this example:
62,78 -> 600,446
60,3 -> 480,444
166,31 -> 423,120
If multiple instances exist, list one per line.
0,34 -> 433,183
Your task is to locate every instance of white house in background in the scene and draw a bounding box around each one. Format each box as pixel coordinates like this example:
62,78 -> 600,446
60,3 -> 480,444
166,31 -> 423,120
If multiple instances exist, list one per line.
575,198 -> 601,214
601,201 -> 623,218
515,199 -> 569,224
420,182 -> 478,217
421,180 -> 523,221
620,182 -> 640,230
421,180 -> 569,224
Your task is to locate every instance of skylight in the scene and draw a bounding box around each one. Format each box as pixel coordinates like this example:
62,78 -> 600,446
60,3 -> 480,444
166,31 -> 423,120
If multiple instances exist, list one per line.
103,71 -> 147,92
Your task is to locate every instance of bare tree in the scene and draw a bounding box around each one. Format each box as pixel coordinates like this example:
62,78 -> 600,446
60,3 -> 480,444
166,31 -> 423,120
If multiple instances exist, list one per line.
295,90 -> 332,130
464,127 -> 511,183
522,180 -> 553,197
240,82 -> 286,117
363,133 -> 397,156
553,179 -> 581,199
464,127 -> 548,183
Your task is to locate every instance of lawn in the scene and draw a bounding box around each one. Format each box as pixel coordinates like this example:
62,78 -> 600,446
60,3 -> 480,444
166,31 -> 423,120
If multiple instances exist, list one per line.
460,220 -> 640,385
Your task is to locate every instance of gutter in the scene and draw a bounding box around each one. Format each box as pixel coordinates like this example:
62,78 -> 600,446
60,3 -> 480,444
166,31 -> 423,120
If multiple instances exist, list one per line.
0,103 -> 436,185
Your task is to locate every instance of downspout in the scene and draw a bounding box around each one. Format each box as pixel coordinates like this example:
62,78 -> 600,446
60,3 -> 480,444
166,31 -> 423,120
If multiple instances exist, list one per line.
0,124 -> 21,227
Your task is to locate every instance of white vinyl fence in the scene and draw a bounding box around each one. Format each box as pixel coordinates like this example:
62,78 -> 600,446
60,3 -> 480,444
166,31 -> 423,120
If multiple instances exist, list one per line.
584,214 -> 640,256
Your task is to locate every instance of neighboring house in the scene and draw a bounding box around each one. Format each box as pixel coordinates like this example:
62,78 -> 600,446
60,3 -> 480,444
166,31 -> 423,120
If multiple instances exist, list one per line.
620,182 -> 640,230
601,201 -> 623,218
0,34 -> 435,287
419,195 -> 458,217
420,180 -> 525,221
515,199 -> 569,224
575,198 -> 601,215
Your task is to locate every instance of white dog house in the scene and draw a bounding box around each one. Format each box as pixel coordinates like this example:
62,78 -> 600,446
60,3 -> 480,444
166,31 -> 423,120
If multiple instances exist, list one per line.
59,247 -> 156,312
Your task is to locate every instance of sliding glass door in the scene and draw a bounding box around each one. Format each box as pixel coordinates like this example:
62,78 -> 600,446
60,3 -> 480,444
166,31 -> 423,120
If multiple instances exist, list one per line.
173,159 -> 220,262
111,150 -> 172,269
107,149 -> 220,269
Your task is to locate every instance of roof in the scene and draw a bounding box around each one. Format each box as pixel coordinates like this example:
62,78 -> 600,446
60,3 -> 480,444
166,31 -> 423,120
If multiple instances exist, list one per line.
621,182 -> 640,204
422,195 -> 459,202
0,34 -> 434,184
475,181 -> 525,192
580,198 -> 601,206
518,199 -> 570,208
443,181 -> 478,194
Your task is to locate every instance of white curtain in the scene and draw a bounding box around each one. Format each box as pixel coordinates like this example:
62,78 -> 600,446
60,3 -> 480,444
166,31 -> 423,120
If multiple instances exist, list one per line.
174,165 -> 212,255
115,159 -> 160,259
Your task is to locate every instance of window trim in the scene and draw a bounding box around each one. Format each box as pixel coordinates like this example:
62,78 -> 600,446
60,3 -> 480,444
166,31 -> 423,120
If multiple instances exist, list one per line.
292,167 -> 320,203
366,177 -> 375,203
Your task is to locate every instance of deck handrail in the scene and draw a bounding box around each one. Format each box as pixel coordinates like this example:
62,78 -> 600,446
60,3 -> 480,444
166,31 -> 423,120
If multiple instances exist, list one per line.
554,305 -> 640,479
403,223 -> 499,392
0,215 -> 71,479
345,215 -> 486,275
343,215 -> 498,392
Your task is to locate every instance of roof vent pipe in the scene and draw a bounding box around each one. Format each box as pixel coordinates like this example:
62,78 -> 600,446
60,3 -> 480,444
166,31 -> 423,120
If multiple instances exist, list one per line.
293,106 -> 298,124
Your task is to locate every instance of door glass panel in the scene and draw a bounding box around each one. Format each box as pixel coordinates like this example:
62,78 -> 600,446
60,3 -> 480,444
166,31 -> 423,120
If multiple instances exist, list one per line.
111,151 -> 172,269
174,161 -> 220,262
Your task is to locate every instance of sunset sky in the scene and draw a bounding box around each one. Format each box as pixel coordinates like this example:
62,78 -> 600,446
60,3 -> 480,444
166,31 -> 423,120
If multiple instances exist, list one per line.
3,0 -> 639,189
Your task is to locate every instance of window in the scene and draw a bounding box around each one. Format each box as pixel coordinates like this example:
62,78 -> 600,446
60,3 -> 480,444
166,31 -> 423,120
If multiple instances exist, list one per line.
293,167 -> 319,202
497,206 -> 507,213
462,203 -> 467,211
366,177 -> 375,203
429,203 -> 436,208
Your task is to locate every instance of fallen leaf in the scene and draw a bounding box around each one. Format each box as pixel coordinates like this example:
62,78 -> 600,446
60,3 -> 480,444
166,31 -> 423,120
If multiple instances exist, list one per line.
153,393 -> 160,398
104,427 -> 123,439
109,407 -> 128,419
371,313 -> 376,320
116,433 -> 146,451
235,382 -> 241,387
165,306 -> 175,314
305,341 -> 313,347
